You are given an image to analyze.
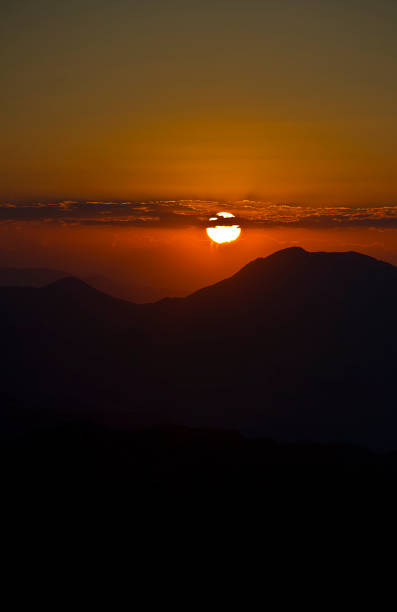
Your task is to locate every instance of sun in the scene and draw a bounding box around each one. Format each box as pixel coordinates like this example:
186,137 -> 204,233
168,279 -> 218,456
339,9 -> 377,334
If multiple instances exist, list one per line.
206,225 -> 241,244
206,212 -> 241,244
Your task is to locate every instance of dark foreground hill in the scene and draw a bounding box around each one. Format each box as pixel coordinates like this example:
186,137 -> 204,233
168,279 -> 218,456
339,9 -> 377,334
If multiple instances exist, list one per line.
1,247 -> 397,452
3,423 -> 397,499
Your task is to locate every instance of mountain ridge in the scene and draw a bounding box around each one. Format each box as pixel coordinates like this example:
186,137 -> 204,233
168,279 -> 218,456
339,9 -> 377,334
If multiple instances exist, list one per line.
2,246 -> 392,306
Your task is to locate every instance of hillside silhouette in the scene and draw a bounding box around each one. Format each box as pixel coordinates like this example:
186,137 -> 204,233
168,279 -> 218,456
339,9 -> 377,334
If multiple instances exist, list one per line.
1,246 -> 397,459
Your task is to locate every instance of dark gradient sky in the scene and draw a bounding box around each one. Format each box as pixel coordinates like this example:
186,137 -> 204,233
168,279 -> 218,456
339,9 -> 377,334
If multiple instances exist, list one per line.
2,0 -> 397,203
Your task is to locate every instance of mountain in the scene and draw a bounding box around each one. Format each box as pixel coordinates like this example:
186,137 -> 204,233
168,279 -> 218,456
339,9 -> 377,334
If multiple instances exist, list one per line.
1,247 -> 397,449
155,246 -> 397,323
0,266 -> 186,302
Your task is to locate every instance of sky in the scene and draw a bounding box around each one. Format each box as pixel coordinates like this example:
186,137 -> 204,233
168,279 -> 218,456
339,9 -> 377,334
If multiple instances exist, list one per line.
2,1 -> 397,297
2,0 -> 397,203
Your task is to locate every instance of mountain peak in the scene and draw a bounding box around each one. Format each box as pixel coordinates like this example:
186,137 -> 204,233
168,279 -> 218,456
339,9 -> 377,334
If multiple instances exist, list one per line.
253,246 -> 308,265
270,246 -> 308,257
235,246 -> 309,277
43,276 -> 97,294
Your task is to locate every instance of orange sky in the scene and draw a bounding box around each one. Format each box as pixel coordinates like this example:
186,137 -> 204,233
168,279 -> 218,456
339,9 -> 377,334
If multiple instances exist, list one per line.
2,1 -> 397,204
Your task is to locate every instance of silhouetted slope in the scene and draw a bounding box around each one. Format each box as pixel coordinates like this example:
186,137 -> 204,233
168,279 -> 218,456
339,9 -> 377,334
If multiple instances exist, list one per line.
1,247 -> 397,449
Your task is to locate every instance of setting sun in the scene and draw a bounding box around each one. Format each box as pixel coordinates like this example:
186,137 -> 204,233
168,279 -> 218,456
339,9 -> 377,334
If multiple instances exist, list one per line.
206,212 -> 242,244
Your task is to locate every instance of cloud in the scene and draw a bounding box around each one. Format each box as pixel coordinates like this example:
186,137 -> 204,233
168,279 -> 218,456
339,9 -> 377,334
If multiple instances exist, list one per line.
1,200 -> 397,229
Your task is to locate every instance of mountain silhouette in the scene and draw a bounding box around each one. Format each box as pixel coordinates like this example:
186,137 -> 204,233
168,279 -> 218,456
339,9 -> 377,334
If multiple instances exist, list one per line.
0,266 -> 184,302
164,246 -> 396,315
1,247 -> 397,450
